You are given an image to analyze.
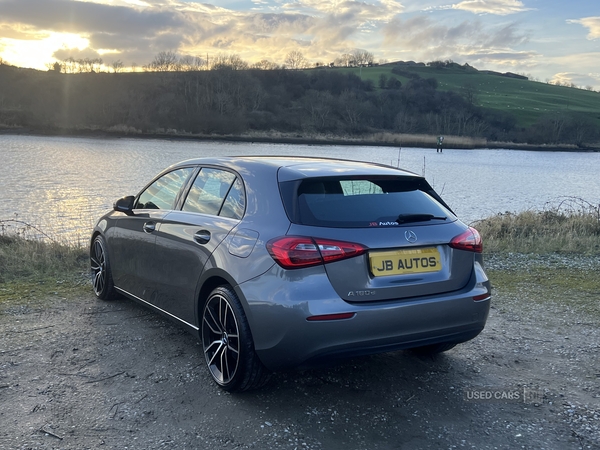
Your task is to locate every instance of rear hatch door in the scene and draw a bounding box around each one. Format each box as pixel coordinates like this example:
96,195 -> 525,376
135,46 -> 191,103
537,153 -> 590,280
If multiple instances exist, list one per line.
280,174 -> 474,302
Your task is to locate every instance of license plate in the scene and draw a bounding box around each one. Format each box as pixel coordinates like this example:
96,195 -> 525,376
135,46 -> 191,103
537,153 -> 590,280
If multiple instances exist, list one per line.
369,247 -> 442,277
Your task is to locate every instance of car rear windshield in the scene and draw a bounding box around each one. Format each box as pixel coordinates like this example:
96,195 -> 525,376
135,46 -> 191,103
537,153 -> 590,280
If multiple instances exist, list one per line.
279,176 -> 456,228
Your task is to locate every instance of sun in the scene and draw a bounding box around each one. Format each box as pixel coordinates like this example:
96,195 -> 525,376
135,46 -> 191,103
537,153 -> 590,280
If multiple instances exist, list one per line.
1,32 -> 90,70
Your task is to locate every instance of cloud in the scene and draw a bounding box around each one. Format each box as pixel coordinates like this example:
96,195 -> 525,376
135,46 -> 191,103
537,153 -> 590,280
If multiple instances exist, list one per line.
383,15 -> 528,51
567,16 -> 600,40
545,51 -> 600,85
550,72 -> 600,90
0,23 -> 51,41
0,0 -> 184,35
0,0 -> 403,67
450,0 -> 531,16
174,1 -> 404,62
0,0 -> 214,66
461,49 -> 538,67
283,0 -> 403,21
381,14 -> 536,75
53,46 -> 102,60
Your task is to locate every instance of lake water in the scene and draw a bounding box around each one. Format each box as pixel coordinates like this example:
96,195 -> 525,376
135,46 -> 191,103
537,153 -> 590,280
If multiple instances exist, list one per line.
1,134 -> 599,244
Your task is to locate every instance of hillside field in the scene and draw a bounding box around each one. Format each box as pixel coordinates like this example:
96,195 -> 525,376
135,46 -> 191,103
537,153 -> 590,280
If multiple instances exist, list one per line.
336,63 -> 600,129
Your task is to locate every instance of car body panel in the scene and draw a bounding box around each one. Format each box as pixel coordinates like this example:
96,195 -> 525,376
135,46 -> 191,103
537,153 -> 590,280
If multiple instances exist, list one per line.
151,210 -> 240,325
107,209 -> 168,300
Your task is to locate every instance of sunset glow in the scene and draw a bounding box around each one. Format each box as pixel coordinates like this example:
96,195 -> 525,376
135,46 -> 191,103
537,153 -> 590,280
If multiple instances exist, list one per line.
1,31 -> 89,69
0,0 -> 598,89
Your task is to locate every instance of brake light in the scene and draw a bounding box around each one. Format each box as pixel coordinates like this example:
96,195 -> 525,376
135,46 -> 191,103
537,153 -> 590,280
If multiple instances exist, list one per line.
449,227 -> 483,253
267,236 -> 366,269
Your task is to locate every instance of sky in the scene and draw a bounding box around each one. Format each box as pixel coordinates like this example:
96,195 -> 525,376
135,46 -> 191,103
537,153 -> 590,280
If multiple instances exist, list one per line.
0,0 -> 598,89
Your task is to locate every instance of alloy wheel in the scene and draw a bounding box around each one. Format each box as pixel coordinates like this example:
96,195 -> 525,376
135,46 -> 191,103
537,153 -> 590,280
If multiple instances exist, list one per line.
90,238 -> 107,297
202,293 -> 241,385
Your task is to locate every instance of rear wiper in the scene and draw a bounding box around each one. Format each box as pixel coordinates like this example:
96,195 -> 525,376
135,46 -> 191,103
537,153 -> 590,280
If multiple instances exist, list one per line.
396,214 -> 447,224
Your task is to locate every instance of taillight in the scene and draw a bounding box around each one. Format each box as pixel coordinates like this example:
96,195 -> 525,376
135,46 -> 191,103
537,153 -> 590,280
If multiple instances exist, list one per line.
449,227 -> 483,253
267,236 -> 366,269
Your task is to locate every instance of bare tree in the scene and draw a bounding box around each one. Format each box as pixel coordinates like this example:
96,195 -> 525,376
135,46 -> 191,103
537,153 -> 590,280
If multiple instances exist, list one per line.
338,90 -> 364,131
61,57 -> 77,73
334,53 -> 353,67
460,82 -> 478,106
351,49 -> 374,66
111,60 -> 124,73
179,55 -> 205,71
284,50 -> 307,70
211,53 -> 249,70
77,57 -> 103,73
145,51 -> 179,72
252,59 -> 279,70
303,90 -> 333,130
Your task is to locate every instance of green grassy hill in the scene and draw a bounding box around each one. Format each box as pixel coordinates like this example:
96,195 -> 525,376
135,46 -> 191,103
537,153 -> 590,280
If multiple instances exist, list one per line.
335,63 -> 600,129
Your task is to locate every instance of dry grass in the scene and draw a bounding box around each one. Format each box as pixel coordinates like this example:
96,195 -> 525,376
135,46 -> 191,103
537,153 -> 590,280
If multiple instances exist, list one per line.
0,231 -> 89,304
367,132 -> 487,149
475,197 -> 600,255
216,130 -> 488,149
0,234 -> 88,284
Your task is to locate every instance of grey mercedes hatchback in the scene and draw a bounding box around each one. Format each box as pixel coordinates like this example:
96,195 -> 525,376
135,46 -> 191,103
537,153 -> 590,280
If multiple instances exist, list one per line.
90,156 -> 491,391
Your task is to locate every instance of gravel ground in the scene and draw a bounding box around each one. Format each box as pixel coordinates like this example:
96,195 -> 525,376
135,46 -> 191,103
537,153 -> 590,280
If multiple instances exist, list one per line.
485,253 -> 600,271
0,255 -> 599,449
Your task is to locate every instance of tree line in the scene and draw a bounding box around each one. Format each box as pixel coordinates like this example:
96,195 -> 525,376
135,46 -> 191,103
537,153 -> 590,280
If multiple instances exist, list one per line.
44,50 -> 378,74
0,59 -> 598,147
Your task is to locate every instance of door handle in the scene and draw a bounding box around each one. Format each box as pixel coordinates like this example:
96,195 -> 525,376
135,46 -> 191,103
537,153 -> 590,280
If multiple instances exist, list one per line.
143,221 -> 156,233
194,230 -> 211,244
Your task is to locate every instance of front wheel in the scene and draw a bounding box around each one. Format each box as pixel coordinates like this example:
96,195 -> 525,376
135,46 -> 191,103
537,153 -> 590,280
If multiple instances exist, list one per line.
201,286 -> 270,392
90,235 -> 117,300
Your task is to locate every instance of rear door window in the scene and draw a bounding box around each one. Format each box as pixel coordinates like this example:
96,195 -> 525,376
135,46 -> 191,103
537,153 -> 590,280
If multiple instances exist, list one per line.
220,177 -> 245,220
281,176 -> 454,228
182,168 -> 244,218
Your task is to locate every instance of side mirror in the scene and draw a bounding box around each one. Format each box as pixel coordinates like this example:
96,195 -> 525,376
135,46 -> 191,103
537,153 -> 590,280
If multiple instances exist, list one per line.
114,196 -> 135,216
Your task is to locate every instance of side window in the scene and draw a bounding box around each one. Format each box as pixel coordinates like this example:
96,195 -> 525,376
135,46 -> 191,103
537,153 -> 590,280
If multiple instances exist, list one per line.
220,177 -> 245,220
136,168 -> 194,210
182,168 -> 238,216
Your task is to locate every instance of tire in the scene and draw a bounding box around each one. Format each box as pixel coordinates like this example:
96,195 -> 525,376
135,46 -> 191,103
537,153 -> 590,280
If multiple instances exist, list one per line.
410,342 -> 457,355
201,286 -> 270,392
90,235 -> 117,300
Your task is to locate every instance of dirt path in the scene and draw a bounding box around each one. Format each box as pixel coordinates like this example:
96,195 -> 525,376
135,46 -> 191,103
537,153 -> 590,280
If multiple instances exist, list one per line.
1,282 -> 599,449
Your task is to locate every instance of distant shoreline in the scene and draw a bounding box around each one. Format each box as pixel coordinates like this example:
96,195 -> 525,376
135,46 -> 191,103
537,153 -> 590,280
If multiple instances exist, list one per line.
2,127 -> 599,152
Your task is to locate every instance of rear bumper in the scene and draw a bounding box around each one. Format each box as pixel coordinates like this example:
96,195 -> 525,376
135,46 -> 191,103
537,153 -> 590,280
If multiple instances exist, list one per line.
237,263 -> 491,371
298,325 -> 485,369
